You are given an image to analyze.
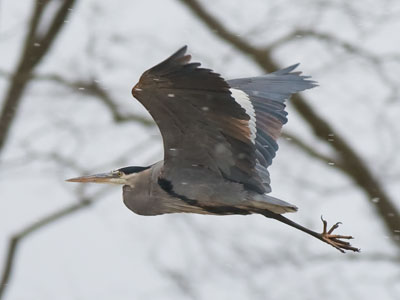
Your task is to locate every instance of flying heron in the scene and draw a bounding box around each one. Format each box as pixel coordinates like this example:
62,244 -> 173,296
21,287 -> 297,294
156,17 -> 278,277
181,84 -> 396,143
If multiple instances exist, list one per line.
67,46 -> 359,253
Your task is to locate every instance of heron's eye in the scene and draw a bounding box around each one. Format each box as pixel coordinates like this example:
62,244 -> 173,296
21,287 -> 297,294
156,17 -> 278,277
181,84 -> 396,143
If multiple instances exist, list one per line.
112,170 -> 123,177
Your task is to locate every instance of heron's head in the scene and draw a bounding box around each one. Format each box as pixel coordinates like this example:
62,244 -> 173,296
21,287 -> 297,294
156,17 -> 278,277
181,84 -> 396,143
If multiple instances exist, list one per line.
66,166 -> 150,185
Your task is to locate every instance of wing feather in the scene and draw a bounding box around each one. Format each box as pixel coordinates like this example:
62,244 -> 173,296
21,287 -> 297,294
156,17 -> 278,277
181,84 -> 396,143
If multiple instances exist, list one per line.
132,47 -> 317,194
132,46 -> 266,193
228,65 -> 317,176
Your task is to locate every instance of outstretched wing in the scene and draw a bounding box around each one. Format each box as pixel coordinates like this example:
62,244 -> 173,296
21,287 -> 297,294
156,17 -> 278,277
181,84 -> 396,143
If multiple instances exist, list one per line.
132,46 -> 316,194
228,66 -> 317,191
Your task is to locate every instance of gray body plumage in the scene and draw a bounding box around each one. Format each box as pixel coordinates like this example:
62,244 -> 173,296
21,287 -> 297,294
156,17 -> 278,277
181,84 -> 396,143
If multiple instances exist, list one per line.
123,161 -> 297,216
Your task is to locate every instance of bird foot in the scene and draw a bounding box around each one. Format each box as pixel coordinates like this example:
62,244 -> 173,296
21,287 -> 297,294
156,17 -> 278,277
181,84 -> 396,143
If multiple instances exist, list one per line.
320,216 -> 360,253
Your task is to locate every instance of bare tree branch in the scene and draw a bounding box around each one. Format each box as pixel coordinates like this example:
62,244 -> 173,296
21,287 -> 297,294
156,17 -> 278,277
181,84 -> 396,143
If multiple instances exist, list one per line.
0,69 -> 155,126
0,0 -> 76,157
266,29 -> 399,93
34,73 -> 155,126
0,195 -> 97,300
177,0 -> 400,247
281,131 -> 338,166
0,130 -> 160,299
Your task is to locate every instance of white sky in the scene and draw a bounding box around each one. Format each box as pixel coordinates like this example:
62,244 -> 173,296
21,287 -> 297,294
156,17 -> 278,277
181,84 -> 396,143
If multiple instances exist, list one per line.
1,0 -> 400,299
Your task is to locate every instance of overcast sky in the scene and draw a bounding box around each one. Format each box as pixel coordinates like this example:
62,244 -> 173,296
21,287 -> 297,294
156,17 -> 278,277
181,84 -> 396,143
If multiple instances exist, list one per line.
1,1 -> 400,299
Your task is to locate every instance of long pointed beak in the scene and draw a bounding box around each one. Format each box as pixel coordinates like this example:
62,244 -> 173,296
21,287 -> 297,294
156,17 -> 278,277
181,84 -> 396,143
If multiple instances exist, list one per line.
66,172 -> 120,184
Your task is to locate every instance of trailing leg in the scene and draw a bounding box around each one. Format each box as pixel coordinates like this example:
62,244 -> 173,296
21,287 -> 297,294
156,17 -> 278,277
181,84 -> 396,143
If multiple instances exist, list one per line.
257,209 -> 360,253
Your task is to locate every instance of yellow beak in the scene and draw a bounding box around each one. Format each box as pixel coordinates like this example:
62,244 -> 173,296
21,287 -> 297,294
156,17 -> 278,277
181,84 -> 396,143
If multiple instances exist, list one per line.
66,172 -> 122,184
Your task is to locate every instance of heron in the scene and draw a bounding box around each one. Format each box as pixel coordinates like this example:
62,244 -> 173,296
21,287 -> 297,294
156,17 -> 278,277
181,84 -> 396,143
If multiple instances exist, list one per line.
67,46 -> 359,253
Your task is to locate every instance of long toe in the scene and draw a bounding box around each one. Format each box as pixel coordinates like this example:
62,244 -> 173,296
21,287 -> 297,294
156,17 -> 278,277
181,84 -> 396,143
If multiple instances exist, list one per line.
320,217 -> 360,253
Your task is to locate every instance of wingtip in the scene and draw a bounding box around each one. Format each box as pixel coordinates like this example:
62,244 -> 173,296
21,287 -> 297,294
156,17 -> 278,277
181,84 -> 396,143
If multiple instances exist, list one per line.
289,62 -> 301,71
175,45 -> 188,56
280,63 -> 319,90
273,63 -> 300,75
169,45 -> 192,65
145,45 -> 192,75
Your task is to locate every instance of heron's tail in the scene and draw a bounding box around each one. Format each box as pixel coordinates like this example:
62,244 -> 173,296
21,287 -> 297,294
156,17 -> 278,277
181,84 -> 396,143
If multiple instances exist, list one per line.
249,194 -> 298,214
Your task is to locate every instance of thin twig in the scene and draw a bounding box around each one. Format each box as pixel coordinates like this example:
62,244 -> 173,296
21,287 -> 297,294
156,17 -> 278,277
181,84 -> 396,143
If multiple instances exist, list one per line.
281,132 -> 338,166
0,197 -> 95,299
266,29 -> 399,92
33,73 -> 155,126
0,0 -> 76,156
